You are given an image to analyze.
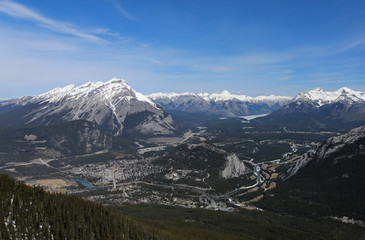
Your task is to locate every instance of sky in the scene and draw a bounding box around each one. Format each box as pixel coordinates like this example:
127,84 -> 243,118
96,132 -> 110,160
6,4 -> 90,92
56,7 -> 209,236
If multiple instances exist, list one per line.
0,0 -> 365,98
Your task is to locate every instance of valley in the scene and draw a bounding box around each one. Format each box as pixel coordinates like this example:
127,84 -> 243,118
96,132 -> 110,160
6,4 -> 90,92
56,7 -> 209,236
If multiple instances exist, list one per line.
0,115 -> 336,213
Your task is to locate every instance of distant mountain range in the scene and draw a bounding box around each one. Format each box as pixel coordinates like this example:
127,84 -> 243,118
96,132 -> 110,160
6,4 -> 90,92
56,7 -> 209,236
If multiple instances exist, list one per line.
148,91 -> 291,117
0,78 -> 175,136
1,79 -> 364,135
256,87 -> 365,131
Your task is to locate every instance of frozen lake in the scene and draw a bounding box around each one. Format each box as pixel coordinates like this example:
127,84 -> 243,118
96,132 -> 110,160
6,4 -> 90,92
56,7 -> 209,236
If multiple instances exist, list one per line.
240,114 -> 269,120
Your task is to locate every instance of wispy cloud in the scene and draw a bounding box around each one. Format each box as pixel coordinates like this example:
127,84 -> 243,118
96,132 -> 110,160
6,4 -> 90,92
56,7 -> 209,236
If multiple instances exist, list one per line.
282,69 -> 295,74
302,37 -> 365,57
311,78 -> 361,84
308,71 -> 362,84
149,59 -> 164,65
111,0 -> 134,21
329,38 -> 365,54
0,0 -> 103,42
91,28 -> 121,37
90,27 -> 133,43
279,76 -> 293,81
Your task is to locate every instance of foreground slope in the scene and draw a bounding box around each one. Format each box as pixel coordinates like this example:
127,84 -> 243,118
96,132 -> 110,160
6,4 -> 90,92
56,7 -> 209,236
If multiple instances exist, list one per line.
0,174 -> 179,240
0,78 -> 174,136
257,124 -> 365,220
1,173 -> 363,240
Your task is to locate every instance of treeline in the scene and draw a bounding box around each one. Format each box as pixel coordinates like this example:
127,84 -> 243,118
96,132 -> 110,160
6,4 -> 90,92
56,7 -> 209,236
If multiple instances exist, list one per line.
0,174 -> 177,240
115,204 -> 365,240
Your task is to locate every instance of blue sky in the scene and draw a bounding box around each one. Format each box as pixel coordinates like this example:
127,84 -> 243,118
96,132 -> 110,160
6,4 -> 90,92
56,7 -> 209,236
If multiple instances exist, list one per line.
0,0 -> 365,98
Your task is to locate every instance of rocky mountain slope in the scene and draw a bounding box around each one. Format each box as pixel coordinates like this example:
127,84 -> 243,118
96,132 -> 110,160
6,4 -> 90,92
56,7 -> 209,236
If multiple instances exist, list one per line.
148,91 -> 291,117
255,87 -> 365,131
0,120 -> 113,164
257,124 -> 365,220
288,124 -> 365,177
0,78 -> 175,136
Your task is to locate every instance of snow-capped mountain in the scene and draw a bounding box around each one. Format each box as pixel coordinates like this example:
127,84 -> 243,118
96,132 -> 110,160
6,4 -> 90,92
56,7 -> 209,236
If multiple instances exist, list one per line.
294,87 -> 365,106
256,87 -> 365,131
0,78 -> 175,135
148,91 -> 292,117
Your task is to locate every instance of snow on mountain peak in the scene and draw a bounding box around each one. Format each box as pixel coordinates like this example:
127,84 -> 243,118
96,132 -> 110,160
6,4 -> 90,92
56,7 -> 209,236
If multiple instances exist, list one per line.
149,91 -> 291,104
220,90 -> 231,95
337,87 -> 352,93
36,78 -> 156,107
294,87 -> 365,106
107,77 -> 127,84
208,90 -> 249,101
147,90 -> 292,117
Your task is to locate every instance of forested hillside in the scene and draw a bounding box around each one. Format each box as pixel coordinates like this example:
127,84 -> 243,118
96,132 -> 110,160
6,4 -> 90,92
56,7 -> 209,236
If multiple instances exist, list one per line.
1,173 -> 364,240
257,125 -> 365,220
0,174 -> 174,240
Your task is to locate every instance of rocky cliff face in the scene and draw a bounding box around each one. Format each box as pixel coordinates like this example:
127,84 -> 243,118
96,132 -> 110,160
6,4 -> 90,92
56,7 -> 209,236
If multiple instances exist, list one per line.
221,154 -> 246,179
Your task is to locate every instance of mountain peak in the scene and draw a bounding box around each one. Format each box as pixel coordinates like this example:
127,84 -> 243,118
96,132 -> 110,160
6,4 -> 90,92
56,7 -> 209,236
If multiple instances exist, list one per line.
337,87 -> 352,94
220,90 -> 231,95
311,87 -> 324,92
107,77 -> 127,85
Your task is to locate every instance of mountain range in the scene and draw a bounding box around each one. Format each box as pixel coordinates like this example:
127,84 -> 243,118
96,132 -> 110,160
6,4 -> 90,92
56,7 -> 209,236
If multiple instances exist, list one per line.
148,91 -> 291,117
1,79 -> 365,135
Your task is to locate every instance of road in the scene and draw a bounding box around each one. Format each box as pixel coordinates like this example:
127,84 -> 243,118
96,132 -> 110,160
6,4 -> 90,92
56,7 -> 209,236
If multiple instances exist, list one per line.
223,163 -> 265,199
